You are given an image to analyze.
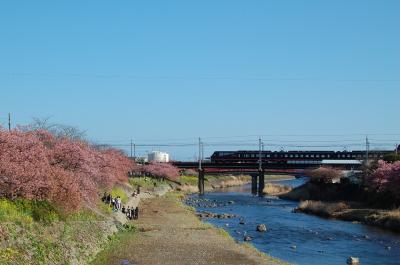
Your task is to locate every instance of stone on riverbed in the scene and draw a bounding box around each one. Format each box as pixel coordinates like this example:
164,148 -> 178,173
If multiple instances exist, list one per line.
257,224 -> 267,232
244,236 -> 253,242
196,212 -> 237,219
347,257 -> 360,265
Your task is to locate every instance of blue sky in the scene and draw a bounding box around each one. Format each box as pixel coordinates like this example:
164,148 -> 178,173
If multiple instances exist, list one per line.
1,1 -> 399,159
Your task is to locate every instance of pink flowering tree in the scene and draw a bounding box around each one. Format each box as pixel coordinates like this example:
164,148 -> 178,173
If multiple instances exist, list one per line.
0,127 -> 134,211
366,160 -> 400,200
140,162 -> 180,182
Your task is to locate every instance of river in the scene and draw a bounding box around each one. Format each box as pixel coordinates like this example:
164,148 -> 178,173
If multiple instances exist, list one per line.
186,178 -> 400,265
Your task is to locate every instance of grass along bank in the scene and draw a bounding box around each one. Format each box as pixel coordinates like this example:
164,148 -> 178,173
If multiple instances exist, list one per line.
0,198 -> 117,265
295,200 -> 400,232
91,192 -> 290,265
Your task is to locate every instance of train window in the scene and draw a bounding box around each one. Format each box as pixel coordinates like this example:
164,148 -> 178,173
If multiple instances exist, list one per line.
316,154 -> 320,158
300,154 -> 304,158
289,154 -> 293,158
321,155 -> 325,158
295,154 -> 299,158
267,154 -> 271,158
347,154 -> 351,158
305,155 -> 309,158
310,154 -> 314,158
327,155 -> 330,158
285,154 -> 288,158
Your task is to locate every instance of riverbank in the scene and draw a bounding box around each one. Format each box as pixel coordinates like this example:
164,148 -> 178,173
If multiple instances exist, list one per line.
91,192 -> 289,265
295,200 -> 400,233
176,174 -> 252,193
268,181 -> 400,233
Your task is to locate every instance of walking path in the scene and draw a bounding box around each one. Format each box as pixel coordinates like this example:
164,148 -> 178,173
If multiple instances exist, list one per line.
113,185 -> 172,225
92,189 -> 288,265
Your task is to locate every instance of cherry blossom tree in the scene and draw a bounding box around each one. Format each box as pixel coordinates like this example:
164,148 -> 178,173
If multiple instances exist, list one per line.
366,160 -> 400,200
0,127 -> 134,211
140,162 -> 180,182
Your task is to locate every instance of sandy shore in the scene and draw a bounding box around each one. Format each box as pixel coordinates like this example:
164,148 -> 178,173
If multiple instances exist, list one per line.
91,191 -> 289,265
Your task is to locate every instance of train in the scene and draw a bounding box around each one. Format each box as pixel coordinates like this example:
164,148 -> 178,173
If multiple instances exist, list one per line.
210,147 -> 399,165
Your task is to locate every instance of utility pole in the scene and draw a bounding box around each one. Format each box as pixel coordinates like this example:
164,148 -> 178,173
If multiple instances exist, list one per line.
258,137 -> 265,196
366,136 -> 370,165
202,142 -> 204,160
130,139 -> 133,158
134,143 -> 136,159
198,137 -> 202,170
198,137 -> 205,195
8,113 -> 11,131
258,137 -> 262,171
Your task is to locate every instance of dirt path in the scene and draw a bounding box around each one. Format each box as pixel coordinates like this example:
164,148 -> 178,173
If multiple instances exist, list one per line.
91,192 -> 288,265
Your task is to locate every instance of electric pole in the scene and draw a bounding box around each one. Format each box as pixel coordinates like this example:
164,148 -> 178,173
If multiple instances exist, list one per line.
8,113 -> 11,131
366,136 -> 370,165
134,143 -> 136,159
130,139 -> 133,158
201,141 -> 204,163
258,137 -> 262,171
198,137 -> 202,170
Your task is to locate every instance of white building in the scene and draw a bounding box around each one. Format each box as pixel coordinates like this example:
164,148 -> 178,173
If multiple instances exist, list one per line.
148,151 -> 170,163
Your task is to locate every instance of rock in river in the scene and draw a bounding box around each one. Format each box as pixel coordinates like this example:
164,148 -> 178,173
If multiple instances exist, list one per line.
257,224 -> 267,232
244,236 -> 253,242
347,257 -> 360,265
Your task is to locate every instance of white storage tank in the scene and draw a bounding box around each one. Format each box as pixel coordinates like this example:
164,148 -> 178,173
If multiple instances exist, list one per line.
148,151 -> 170,163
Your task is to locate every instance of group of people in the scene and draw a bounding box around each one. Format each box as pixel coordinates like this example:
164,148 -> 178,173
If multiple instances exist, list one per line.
122,205 -> 139,220
102,192 -> 139,220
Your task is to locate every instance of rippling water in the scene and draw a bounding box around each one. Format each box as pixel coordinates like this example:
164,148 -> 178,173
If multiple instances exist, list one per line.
187,179 -> 400,265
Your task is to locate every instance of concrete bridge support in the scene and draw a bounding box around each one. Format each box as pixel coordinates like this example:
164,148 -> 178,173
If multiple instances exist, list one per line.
251,174 -> 258,195
198,169 -> 205,195
258,170 -> 265,196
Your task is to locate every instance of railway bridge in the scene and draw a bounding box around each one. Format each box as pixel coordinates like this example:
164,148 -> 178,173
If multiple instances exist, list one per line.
172,161 -> 361,195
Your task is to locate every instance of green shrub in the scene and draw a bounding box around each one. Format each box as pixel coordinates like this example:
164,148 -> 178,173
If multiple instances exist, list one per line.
0,199 -> 61,224
179,175 -> 198,186
129,177 -> 167,189
111,187 -> 128,204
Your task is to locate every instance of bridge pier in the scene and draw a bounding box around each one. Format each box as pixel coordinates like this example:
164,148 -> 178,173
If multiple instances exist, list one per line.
198,169 -> 205,195
258,170 -> 265,196
251,174 -> 258,195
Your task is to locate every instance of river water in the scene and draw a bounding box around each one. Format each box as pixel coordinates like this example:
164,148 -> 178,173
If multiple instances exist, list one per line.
186,179 -> 400,265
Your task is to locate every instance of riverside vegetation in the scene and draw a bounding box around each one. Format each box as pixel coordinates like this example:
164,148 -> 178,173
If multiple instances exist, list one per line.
265,164 -> 400,232
0,125 -> 284,264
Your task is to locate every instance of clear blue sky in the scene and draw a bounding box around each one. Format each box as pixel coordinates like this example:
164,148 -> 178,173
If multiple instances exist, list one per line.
1,1 -> 399,159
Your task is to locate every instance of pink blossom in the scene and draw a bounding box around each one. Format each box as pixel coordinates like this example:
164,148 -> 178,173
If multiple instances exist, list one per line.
0,128 -> 134,211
